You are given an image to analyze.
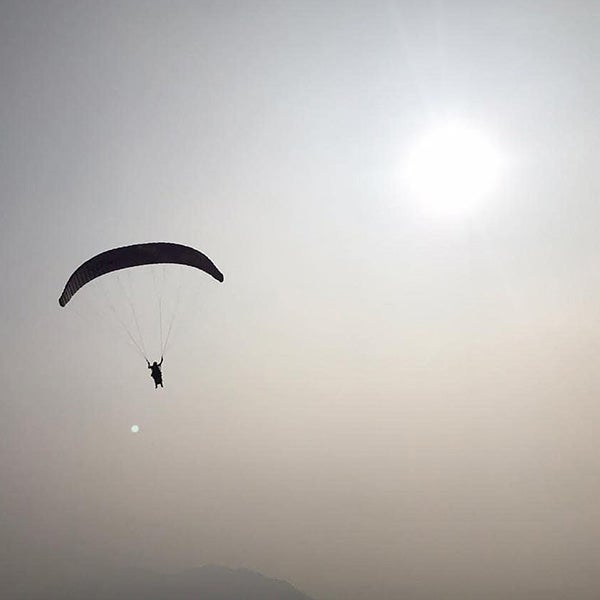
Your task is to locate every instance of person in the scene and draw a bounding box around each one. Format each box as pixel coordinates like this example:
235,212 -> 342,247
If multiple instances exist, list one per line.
147,357 -> 164,388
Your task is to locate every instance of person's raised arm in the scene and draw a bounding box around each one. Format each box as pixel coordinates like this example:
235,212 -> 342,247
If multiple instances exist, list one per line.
159,356 -> 164,366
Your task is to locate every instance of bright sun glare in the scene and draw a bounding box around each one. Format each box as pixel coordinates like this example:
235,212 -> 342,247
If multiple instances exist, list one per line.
405,120 -> 503,218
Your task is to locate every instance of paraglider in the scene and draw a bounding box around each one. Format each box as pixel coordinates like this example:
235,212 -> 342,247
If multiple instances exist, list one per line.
147,357 -> 164,389
58,242 -> 223,381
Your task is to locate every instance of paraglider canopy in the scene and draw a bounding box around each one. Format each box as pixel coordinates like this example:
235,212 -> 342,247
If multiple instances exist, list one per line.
58,241 -> 224,361
59,242 -> 223,307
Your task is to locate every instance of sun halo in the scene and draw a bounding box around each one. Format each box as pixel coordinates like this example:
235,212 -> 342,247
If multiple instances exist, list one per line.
404,120 -> 503,219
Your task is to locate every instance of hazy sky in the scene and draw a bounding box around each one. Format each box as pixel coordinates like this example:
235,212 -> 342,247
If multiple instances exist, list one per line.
2,1 -> 600,599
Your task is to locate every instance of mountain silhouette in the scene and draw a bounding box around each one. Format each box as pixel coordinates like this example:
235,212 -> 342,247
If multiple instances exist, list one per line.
8,564 -> 316,600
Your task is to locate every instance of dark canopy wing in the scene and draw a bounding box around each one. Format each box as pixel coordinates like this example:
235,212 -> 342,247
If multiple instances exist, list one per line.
59,242 -> 224,307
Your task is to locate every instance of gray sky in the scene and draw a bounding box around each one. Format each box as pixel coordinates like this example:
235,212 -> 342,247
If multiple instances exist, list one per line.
1,1 -> 600,599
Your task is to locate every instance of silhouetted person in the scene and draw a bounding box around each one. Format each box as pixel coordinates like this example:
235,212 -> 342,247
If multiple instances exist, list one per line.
147,357 -> 164,388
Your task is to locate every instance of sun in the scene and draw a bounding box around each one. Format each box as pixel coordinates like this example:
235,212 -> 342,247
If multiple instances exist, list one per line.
404,120 -> 503,218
